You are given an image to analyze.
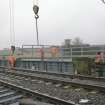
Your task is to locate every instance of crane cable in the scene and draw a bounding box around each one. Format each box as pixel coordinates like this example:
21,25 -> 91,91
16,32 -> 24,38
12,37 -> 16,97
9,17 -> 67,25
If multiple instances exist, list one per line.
9,0 -> 15,55
33,0 -> 39,45
35,16 -> 39,45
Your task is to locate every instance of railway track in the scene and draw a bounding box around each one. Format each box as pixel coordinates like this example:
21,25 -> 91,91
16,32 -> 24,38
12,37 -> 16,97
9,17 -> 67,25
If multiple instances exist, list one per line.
0,67 -> 105,104
1,66 -> 105,91
0,67 -> 78,105
0,79 -> 76,105
0,85 -> 22,104
1,66 -> 105,82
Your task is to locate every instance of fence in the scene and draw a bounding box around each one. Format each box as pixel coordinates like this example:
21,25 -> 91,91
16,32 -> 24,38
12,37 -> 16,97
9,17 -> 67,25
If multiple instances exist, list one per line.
19,45 -> 105,59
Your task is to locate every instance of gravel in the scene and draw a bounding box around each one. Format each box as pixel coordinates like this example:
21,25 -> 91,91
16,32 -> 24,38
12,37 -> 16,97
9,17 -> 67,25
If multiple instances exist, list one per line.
0,73 -> 105,105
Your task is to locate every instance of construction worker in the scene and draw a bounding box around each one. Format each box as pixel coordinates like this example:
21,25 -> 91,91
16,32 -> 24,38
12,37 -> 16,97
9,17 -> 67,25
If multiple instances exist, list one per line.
8,55 -> 16,69
94,52 -> 104,77
95,52 -> 103,64
37,47 -> 44,60
8,46 -> 16,69
50,47 -> 59,58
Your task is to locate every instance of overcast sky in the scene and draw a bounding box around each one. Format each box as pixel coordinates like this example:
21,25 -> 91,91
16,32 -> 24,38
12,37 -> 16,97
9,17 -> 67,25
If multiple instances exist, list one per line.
0,0 -> 105,49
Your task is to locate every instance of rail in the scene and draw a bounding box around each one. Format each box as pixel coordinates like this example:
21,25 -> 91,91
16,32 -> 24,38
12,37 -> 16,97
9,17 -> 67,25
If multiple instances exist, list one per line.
0,66 -> 105,91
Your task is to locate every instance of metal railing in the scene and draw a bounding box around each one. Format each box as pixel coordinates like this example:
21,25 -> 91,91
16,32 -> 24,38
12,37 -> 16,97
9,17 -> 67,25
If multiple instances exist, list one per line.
19,45 -> 105,59
0,45 -> 105,60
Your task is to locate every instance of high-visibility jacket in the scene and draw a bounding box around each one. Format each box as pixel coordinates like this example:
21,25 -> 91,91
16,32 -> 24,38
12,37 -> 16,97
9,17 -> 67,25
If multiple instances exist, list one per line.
39,48 -> 44,59
94,54 -> 103,64
8,56 -> 16,67
50,47 -> 59,57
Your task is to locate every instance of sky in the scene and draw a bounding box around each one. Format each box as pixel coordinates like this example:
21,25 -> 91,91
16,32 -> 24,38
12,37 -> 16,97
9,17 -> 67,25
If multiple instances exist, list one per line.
0,0 -> 105,49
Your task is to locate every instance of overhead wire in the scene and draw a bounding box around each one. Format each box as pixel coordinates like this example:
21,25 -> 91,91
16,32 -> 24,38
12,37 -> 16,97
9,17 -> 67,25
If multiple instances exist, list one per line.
9,0 -> 15,46
33,0 -> 38,5
9,0 -> 15,55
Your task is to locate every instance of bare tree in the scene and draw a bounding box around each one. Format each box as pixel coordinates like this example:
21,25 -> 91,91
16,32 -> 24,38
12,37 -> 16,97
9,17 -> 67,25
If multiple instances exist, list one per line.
72,37 -> 83,45
101,0 -> 105,4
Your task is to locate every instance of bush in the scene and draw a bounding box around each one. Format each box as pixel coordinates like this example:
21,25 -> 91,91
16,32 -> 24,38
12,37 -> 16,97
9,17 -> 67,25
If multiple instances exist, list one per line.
73,57 -> 93,75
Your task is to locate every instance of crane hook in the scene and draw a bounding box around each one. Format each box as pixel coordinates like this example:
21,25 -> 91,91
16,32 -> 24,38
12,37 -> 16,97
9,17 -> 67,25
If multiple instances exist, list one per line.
33,5 -> 39,19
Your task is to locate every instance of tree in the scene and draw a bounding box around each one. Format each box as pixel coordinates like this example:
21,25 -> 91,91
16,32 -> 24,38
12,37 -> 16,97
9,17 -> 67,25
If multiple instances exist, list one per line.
72,37 -> 83,45
101,0 -> 105,4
